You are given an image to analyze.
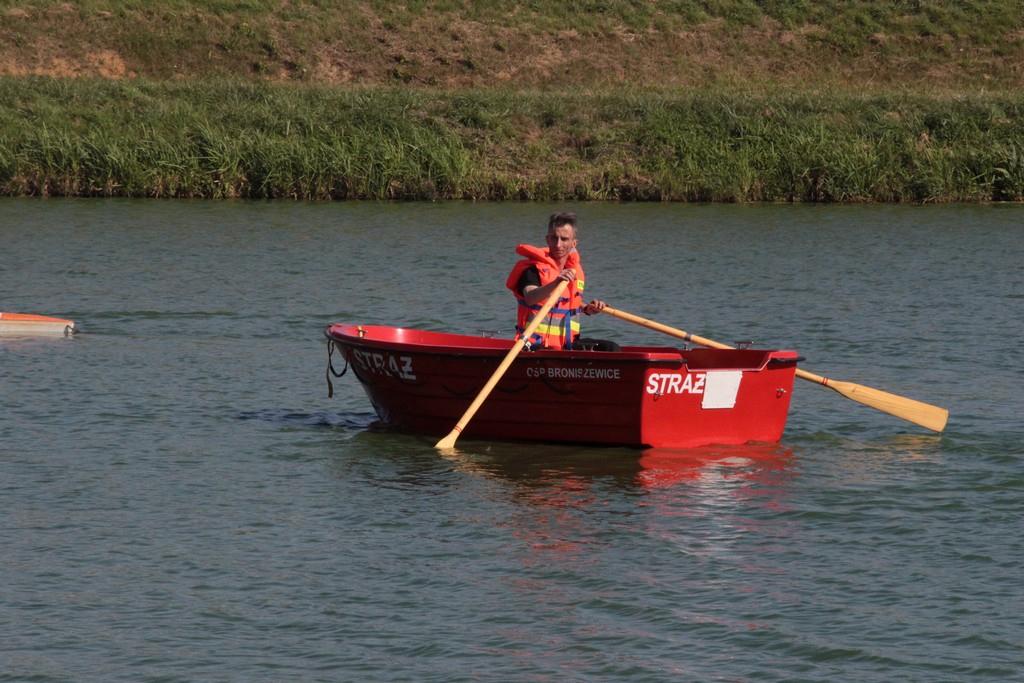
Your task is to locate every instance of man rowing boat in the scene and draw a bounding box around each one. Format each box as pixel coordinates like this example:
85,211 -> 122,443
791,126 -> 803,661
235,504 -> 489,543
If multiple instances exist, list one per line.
506,211 -> 619,351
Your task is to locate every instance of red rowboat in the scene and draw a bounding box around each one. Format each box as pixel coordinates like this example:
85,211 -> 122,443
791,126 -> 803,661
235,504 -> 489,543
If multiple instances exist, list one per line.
0,312 -> 76,336
325,324 -> 801,449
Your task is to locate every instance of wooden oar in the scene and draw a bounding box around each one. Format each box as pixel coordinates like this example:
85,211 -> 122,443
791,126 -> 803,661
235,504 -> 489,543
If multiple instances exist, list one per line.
435,280 -> 570,449
600,306 -> 948,433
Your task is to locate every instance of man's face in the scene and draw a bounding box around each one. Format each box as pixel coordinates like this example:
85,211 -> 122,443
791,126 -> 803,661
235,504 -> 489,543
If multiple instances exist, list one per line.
546,224 -> 577,261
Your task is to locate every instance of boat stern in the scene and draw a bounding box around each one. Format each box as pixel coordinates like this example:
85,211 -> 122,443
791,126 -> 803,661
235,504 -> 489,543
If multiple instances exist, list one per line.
639,348 -> 799,448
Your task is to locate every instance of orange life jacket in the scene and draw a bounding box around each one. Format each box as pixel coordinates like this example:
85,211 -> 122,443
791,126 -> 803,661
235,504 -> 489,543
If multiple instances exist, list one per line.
505,244 -> 585,349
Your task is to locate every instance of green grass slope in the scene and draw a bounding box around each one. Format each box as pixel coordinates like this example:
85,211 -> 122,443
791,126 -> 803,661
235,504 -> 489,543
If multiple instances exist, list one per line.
1,1 -> 1022,201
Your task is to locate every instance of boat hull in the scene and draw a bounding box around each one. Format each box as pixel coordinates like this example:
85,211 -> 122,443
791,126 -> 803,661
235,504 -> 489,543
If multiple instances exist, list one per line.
325,324 -> 799,449
0,312 -> 76,336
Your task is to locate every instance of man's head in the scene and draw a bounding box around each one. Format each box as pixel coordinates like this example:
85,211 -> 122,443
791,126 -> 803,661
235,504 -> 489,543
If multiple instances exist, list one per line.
545,212 -> 578,262
547,211 -> 578,236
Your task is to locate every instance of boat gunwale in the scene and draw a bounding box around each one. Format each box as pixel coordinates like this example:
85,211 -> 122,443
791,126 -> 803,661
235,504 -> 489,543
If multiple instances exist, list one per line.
325,324 -> 800,372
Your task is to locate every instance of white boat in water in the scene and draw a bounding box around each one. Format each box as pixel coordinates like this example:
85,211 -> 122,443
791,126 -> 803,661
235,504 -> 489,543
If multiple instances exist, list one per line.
0,312 -> 77,336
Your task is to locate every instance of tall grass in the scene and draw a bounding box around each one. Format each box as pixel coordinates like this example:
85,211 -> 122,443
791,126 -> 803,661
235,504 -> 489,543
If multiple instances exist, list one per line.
1,78 -> 1021,201
0,79 -> 472,199
618,91 -> 1024,201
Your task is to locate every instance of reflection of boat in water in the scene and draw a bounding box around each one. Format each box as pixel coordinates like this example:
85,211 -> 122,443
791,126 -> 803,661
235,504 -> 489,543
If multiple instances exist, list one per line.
325,323 -> 800,449
430,440 -> 795,495
638,443 -> 795,488
0,312 -> 76,336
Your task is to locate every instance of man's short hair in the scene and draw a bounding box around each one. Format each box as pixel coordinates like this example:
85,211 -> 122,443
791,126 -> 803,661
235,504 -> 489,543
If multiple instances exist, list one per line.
548,211 -> 578,231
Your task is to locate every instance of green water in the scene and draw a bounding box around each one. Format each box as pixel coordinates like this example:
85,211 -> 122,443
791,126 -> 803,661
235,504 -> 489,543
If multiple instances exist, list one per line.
1,199 -> 1021,682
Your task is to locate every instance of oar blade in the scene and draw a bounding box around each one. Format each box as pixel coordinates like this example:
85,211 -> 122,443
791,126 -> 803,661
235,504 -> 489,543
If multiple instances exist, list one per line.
824,379 -> 948,432
434,430 -> 460,450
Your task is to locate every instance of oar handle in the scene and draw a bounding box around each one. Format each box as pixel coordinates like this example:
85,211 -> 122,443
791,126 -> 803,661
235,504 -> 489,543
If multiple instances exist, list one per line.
435,280 -> 570,449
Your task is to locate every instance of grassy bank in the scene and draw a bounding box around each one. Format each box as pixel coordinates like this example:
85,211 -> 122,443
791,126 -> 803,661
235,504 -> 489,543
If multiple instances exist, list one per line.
1,78 -> 1022,201
2,1 -> 1023,201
